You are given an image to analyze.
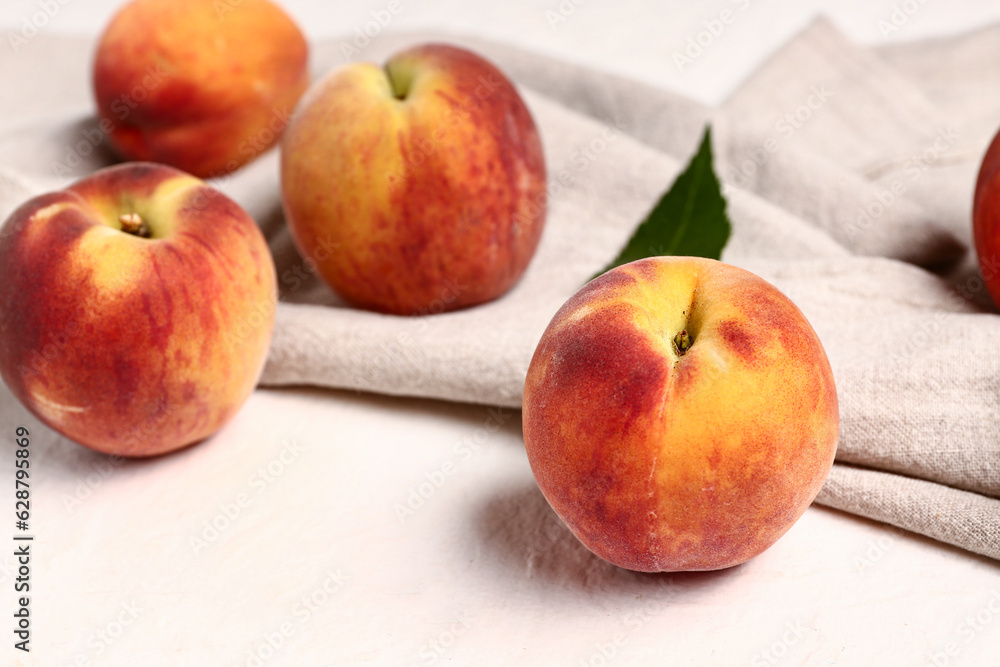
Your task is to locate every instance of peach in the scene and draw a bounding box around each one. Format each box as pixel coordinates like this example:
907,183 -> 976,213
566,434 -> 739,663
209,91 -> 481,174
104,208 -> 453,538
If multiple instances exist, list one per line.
974,126 -> 1000,306
93,0 -> 309,178
522,257 -> 839,572
280,43 -> 547,315
0,163 -> 276,457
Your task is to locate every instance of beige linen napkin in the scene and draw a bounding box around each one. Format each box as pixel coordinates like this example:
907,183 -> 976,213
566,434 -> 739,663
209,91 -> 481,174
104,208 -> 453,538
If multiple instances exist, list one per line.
0,20 -> 997,561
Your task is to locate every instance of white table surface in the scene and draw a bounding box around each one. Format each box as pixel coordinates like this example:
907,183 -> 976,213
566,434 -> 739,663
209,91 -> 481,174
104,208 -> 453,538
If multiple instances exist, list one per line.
2,1 -> 1000,665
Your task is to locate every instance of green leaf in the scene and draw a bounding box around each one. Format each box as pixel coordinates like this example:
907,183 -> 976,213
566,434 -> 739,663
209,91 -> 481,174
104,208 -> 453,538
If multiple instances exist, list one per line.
594,125 -> 731,279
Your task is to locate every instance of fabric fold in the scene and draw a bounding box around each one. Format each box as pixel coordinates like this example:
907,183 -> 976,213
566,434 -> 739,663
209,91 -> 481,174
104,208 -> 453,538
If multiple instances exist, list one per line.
817,464 -> 1000,561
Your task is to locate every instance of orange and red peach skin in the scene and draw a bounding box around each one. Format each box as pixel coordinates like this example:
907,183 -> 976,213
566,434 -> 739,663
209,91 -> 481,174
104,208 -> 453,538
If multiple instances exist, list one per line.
523,257 -> 839,572
93,0 -> 309,178
280,43 -> 547,315
0,163 -> 276,457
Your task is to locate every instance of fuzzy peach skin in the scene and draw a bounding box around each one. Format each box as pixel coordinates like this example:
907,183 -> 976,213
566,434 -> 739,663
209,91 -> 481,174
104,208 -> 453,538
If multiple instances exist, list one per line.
522,257 -> 839,572
0,163 -> 277,457
974,126 -> 1000,307
281,43 -> 547,315
93,0 -> 309,178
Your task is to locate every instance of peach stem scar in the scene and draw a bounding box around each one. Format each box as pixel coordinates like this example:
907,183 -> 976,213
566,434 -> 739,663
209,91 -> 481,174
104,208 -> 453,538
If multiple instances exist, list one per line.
119,213 -> 151,238
674,330 -> 692,356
